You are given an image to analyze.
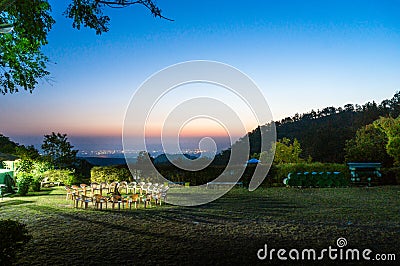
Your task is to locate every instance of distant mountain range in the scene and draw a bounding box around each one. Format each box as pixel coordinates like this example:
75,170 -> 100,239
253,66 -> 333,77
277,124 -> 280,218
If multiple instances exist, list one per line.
79,157 -> 128,166
80,153 -> 200,166
0,152 -> 18,162
153,153 -> 199,165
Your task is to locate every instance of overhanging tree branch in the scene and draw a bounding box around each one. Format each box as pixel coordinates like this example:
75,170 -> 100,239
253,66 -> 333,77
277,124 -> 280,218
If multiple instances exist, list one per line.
97,0 -> 174,21
64,0 -> 173,35
1,0 -> 172,94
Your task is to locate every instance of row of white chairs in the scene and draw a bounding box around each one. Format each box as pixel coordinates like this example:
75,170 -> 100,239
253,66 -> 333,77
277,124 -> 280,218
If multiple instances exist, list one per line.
88,181 -> 166,194
66,182 -> 169,209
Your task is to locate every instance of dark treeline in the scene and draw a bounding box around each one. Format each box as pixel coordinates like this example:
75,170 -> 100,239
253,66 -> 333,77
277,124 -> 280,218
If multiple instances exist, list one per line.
276,92 -> 400,162
214,91 -> 400,164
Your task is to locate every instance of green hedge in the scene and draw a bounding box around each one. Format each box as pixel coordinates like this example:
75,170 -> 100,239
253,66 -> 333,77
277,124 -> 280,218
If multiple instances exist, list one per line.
284,171 -> 349,188
90,166 -> 132,183
269,163 -> 350,186
44,169 -> 76,186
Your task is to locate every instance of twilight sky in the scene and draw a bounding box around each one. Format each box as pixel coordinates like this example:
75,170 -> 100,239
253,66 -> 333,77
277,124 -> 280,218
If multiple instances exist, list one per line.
1,0 -> 400,151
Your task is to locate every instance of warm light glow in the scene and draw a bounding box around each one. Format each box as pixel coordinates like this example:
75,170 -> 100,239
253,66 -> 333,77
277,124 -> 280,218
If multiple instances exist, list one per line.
178,118 -> 228,138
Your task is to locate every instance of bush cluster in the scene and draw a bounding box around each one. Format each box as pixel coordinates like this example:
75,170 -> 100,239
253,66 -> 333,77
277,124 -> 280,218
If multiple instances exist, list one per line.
284,172 -> 349,187
30,175 -> 42,192
268,163 -> 350,186
43,169 -> 77,186
16,175 -> 33,196
90,166 -> 132,183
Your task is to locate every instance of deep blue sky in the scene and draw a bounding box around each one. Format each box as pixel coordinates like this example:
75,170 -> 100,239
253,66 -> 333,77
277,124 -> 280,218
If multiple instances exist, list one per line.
1,0 -> 399,151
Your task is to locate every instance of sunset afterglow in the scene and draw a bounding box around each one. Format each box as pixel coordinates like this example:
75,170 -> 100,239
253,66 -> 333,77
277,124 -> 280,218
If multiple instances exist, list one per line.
1,0 -> 399,153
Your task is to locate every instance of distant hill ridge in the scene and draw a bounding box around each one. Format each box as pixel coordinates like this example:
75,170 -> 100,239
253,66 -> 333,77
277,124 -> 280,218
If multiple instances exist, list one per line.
79,157 -> 128,166
239,91 -> 400,163
153,153 -> 199,165
79,153 -> 200,167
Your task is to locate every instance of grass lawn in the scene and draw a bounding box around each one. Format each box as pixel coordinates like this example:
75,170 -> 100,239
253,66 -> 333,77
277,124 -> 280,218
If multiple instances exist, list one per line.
1,186 -> 399,265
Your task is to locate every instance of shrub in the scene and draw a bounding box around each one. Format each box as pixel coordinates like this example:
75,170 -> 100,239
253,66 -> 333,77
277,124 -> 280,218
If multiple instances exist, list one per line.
73,173 -> 91,186
43,169 -> 76,186
0,219 -> 31,265
30,175 -> 42,192
17,175 -> 32,196
284,171 -> 349,188
90,166 -> 132,183
270,163 -> 350,185
15,160 -> 53,192
287,173 -> 302,187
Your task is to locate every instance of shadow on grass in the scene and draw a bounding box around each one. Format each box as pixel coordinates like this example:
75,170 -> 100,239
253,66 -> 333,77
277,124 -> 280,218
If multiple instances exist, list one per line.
24,204 -> 189,241
24,188 -> 57,197
175,198 -> 297,223
13,187 -> 400,265
0,199 -> 35,207
107,194 -> 299,225
67,191 -> 300,225
23,192 -> 299,231
6,188 -> 56,199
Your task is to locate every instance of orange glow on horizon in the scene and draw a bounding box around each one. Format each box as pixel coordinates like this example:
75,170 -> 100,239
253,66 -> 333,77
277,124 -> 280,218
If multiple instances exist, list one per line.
7,116 -> 258,139
141,117 -> 252,139
178,126 -> 229,138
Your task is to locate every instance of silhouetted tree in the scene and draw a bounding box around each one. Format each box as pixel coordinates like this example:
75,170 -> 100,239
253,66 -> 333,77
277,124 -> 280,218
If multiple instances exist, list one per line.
41,132 -> 78,169
1,0 -> 170,94
15,145 -> 40,161
0,134 -> 18,154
